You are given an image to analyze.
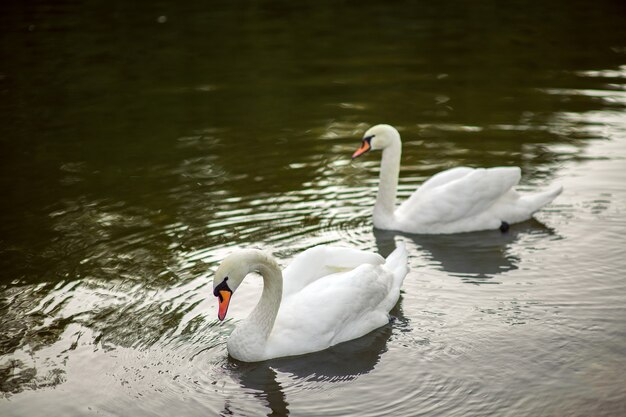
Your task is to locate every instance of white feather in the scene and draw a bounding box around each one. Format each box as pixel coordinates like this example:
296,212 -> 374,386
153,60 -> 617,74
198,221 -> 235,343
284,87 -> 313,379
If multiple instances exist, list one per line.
355,124 -> 563,234
213,242 -> 408,362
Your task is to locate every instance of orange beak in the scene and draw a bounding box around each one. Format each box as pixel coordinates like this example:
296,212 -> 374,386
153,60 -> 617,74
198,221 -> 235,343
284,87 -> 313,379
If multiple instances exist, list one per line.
352,140 -> 371,159
217,290 -> 232,321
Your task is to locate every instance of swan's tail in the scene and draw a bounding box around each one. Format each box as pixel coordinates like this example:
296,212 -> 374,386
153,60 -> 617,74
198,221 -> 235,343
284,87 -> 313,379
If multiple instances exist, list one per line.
521,184 -> 563,214
384,241 -> 409,290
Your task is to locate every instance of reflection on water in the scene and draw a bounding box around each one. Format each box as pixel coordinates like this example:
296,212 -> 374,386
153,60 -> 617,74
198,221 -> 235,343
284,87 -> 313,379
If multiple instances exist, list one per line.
267,325 -> 391,383
374,220 -> 560,282
227,323 -> 394,416
226,365 -> 289,417
2,0 -> 626,415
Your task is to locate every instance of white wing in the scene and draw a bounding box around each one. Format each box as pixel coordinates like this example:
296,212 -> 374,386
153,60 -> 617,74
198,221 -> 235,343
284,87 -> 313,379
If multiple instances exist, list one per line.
282,245 -> 384,297
397,167 -> 521,225
267,264 -> 393,358
411,166 -> 475,198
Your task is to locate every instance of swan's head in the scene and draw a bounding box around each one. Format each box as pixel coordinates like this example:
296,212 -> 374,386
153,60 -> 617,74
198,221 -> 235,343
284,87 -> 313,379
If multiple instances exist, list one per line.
352,124 -> 401,159
213,251 -> 249,321
213,249 -> 274,321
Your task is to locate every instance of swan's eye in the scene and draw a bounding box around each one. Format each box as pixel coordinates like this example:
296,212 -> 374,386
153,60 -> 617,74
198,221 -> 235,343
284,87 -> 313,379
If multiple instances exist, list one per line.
363,134 -> 375,144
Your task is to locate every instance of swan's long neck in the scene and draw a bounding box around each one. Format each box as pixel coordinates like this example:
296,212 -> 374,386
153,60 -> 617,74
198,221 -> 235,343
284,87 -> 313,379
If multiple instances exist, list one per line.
237,253 -> 283,343
248,263 -> 282,339
373,139 -> 401,228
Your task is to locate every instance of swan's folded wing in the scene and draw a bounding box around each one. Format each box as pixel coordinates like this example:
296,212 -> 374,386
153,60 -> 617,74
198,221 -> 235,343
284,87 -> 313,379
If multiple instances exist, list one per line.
397,167 -> 474,216
282,246 -> 385,297
268,264 -> 393,358
397,167 -> 521,224
412,167 -> 475,197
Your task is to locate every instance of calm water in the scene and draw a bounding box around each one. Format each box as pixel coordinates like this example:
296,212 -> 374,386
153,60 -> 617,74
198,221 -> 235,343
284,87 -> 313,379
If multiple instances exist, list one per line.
1,1 -> 626,416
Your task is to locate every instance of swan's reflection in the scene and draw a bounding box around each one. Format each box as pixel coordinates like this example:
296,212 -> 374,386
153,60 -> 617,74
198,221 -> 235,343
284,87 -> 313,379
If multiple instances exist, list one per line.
224,304 -> 404,416
374,219 -> 558,282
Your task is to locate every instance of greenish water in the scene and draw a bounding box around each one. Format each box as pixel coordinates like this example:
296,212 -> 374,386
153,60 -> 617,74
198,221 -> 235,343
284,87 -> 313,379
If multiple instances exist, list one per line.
1,1 -> 626,415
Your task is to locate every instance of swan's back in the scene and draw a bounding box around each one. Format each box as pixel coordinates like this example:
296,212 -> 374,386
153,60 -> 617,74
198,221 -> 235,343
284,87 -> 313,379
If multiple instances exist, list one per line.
411,166 -> 475,198
394,166 -> 559,233
265,243 -> 408,359
282,245 -> 384,297
398,167 -> 521,222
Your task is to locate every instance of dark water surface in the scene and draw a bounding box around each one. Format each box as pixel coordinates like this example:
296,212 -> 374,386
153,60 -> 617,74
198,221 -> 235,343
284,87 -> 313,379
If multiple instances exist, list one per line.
2,1 -> 626,416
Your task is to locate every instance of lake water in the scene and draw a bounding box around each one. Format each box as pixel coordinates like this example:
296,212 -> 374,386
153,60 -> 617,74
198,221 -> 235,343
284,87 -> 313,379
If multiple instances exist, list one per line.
1,1 -> 626,416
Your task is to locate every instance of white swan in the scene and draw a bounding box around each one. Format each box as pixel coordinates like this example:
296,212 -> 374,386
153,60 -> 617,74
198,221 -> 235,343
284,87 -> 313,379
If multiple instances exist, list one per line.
351,124 -> 563,234
213,243 -> 408,362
